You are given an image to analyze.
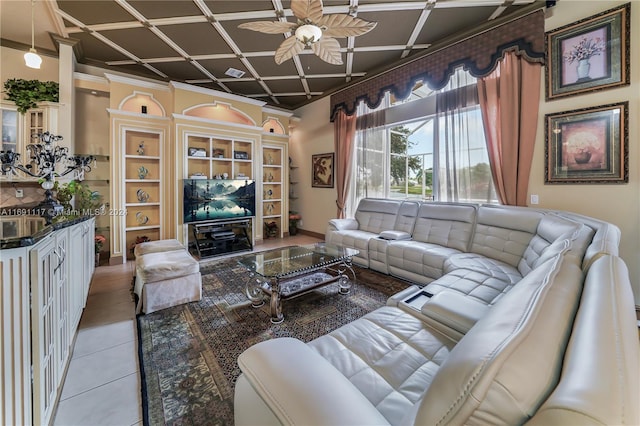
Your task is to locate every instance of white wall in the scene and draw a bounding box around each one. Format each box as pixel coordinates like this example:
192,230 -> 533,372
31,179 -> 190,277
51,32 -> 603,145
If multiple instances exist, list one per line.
296,0 -> 640,304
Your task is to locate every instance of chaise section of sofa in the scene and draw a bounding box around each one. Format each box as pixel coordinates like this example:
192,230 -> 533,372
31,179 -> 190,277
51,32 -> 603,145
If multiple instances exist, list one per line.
235,247 -> 638,425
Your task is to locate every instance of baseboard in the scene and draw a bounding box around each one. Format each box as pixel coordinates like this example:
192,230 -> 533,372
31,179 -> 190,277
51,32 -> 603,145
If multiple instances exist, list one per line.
297,228 -> 325,240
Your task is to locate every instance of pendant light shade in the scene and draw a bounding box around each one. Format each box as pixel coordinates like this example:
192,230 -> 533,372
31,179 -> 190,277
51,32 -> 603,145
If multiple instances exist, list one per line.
25,0 -> 42,69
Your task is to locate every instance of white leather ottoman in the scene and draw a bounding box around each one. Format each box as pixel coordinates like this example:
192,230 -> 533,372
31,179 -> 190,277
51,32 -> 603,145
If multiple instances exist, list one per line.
134,249 -> 202,314
133,238 -> 185,257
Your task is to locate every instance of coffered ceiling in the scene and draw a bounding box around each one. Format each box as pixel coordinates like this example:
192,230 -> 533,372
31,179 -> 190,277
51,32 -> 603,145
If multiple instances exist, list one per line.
1,0 -> 542,110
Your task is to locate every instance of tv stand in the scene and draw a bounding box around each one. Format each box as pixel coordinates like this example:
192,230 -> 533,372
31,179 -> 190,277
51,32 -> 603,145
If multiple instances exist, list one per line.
191,218 -> 253,258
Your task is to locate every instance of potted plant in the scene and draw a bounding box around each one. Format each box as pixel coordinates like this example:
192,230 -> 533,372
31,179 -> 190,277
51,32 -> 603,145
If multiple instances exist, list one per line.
95,234 -> 106,266
289,212 -> 301,236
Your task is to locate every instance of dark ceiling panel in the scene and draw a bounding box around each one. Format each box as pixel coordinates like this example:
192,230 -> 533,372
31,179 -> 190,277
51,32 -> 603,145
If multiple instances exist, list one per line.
111,63 -> 165,80
350,50 -> 401,74
193,81 -> 227,92
100,27 -> 178,58
72,31 -> 130,62
415,7 -> 495,45
222,80 -> 266,94
204,1 -> 276,15
299,53 -> 346,75
246,56 -> 298,77
263,79 -> 304,94
127,0 -> 202,19
151,61 -> 206,81
160,23 -> 233,56
354,10 -> 418,48
306,77 -> 347,93
276,95 -> 309,108
58,1 -> 134,25
198,58 -> 249,79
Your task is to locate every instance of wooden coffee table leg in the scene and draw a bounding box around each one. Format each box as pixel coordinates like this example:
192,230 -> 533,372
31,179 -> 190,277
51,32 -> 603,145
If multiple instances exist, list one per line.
270,277 -> 284,324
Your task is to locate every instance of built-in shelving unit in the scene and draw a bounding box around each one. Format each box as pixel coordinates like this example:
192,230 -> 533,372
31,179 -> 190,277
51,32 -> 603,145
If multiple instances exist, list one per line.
186,134 -> 254,180
262,144 -> 284,238
123,130 -> 163,259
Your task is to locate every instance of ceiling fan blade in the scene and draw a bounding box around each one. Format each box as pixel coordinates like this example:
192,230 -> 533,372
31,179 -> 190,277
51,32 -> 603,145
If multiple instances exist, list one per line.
291,0 -> 324,23
238,21 -> 297,34
319,14 -> 377,38
311,36 -> 343,65
275,36 -> 304,65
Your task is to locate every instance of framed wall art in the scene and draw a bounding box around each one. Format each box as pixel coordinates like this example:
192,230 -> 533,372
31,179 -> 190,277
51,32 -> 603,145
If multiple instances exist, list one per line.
545,102 -> 628,184
312,152 -> 334,188
545,3 -> 630,100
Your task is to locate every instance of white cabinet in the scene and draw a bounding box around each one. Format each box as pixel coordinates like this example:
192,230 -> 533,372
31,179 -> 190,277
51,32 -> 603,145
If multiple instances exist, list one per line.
25,218 -> 95,426
0,246 -> 32,426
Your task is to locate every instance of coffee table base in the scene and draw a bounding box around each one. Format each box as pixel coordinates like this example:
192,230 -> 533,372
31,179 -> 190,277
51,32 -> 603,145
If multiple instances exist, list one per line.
247,267 -> 355,323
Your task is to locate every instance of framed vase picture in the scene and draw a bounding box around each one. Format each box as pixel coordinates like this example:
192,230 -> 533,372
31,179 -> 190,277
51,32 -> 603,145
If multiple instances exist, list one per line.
312,152 -> 334,188
545,3 -> 630,100
545,102 -> 628,184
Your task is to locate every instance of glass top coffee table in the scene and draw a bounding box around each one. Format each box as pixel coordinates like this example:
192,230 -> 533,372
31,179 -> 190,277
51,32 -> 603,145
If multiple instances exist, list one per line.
236,243 -> 359,323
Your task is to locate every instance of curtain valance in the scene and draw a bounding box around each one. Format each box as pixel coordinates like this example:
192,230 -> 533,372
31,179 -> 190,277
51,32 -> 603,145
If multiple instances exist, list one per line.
329,10 -> 545,121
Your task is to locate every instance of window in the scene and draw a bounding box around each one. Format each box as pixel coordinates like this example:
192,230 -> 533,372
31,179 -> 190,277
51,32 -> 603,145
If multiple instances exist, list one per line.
349,68 -> 496,215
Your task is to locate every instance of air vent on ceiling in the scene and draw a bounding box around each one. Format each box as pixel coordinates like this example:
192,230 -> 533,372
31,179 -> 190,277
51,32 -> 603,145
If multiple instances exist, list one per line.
225,68 -> 245,78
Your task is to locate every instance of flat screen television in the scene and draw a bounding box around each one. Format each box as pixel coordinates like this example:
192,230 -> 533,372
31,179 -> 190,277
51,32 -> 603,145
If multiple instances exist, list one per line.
183,179 -> 256,224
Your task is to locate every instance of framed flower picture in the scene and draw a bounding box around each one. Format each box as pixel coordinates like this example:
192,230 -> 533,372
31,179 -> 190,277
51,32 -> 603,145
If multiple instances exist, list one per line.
545,102 -> 628,184
545,3 -> 630,100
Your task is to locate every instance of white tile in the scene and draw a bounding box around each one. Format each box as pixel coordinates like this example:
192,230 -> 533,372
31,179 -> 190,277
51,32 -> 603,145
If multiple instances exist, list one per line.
73,320 -> 136,359
53,372 -> 142,426
60,340 -> 138,400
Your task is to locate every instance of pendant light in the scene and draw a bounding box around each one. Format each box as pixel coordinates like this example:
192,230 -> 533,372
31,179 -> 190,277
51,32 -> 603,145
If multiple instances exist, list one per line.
24,0 -> 42,69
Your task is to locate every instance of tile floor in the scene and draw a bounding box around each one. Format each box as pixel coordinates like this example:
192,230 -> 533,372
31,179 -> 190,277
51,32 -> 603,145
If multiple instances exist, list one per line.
53,234 -> 321,426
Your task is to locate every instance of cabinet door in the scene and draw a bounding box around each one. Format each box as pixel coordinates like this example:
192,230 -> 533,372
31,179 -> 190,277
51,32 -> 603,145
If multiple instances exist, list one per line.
1,107 -> 19,153
30,234 -> 58,426
69,224 -> 85,330
0,247 -> 32,426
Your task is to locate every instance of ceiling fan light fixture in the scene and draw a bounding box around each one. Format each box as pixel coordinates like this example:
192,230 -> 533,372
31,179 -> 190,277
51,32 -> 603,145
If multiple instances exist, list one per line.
295,24 -> 322,46
25,48 -> 42,69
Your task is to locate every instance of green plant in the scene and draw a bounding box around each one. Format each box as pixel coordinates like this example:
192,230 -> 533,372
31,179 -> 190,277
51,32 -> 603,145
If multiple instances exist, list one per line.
52,179 -> 103,214
3,78 -> 59,113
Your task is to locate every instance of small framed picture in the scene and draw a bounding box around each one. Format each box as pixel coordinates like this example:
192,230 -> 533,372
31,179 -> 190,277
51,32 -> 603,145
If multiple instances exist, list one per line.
234,151 -> 249,160
312,152 -> 334,188
188,147 -> 207,157
545,102 -> 628,184
545,3 -> 630,100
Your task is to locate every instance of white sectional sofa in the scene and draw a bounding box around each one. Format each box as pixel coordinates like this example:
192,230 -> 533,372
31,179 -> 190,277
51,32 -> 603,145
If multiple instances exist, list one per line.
234,198 -> 639,425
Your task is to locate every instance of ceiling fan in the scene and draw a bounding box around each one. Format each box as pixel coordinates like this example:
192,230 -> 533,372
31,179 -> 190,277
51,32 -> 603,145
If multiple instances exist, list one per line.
238,0 -> 377,65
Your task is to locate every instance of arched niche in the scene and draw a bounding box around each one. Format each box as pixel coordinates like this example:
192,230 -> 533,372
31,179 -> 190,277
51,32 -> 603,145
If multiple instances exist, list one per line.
262,117 -> 285,134
119,91 -> 165,116
184,102 -> 255,126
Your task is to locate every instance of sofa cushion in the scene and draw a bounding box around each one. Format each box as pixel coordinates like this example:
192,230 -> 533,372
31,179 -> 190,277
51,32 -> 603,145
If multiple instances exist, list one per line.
308,306 -> 456,424
443,252 -> 522,286
393,200 -> 420,234
409,248 -> 583,425
355,198 -> 403,234
412,202 -> 476,252
388,240 -> 463,283
471,205 -> 542,268
324,229 -> 376,267
518,214 -> 583,276
425,266 -> 519,306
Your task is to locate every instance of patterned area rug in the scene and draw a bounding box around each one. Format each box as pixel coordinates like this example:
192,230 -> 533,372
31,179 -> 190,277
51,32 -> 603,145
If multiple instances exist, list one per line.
136,254 -> 410,426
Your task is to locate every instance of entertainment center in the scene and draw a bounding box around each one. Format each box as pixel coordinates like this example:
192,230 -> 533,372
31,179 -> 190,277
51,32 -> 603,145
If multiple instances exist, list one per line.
191,218 -> 253,258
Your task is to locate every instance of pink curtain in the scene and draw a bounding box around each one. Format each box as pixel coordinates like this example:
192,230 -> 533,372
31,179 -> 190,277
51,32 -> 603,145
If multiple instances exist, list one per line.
333,110 -> 357,218
477,51 -> 542,206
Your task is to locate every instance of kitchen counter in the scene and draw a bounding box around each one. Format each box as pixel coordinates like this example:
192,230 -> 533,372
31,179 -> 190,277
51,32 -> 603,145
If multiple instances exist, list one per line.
0,211 -> 94,249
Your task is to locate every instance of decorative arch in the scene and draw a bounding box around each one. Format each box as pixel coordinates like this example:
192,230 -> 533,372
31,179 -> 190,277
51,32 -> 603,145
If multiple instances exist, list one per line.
261,117 -> 285,134
119,91 -> 165,116
184,102 -> 255,126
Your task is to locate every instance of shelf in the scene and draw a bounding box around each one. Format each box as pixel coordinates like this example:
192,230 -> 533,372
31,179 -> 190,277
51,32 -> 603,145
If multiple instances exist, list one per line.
263,164 -> 282,168
263,214 -> 282,219
126,202 -> 161,207
125,179 -> 161,183
125,154 -> 161,160
126,225 -> 160,231
262,198 -> 282,203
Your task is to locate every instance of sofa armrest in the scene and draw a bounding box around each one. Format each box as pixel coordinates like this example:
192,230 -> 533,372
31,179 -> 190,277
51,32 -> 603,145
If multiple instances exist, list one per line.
421,291 -> 489,335
327,218 -> 359,232
379,230 -> 411,240
237,337 -> 390,426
